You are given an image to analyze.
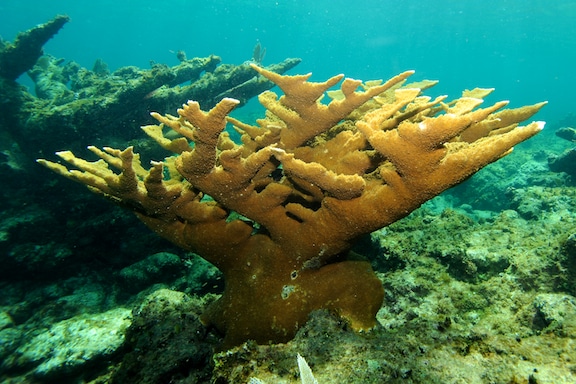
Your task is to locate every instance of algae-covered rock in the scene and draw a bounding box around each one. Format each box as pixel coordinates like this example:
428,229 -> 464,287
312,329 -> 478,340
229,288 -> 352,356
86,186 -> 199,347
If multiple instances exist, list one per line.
508,186 -> 547,219
0,311 -> 14,331
447,148 -> 569,212
27,54 -> 77,103
3,307 -> 131,380
549,148 -> 576,178
111,289 -> 217,384
532,293 -> 576,334
0,16 -> 301,173
555,126 -> 576,142
555,233 -> 576,296
0,15 -> 69,81
118,252 -> 183,292
0,327 -> 23,366
12,54 -> 301,165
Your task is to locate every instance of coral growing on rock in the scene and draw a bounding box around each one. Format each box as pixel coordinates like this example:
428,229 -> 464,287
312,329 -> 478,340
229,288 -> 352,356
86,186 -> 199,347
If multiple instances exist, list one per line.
39,64 -> 545,347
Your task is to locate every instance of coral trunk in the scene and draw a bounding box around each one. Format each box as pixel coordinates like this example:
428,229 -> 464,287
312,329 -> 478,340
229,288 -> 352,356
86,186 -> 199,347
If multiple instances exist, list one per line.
200,235 -> 383,347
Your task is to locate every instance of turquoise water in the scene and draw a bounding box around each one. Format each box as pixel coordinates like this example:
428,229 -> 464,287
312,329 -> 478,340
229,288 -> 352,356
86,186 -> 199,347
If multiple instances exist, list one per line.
1,0 -> 574,122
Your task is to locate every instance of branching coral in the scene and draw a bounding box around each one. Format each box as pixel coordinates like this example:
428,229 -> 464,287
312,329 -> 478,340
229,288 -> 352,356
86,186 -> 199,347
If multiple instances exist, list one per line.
38,65 -> 545,347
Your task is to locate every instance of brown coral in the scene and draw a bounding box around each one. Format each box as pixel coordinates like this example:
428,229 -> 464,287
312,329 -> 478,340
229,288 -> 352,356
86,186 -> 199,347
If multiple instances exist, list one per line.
38,65 -> 545,347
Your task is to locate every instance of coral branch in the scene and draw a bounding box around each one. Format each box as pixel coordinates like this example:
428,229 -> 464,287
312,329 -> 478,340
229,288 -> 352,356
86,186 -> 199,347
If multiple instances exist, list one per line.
253,64 -> 414,148
272,148 -> 365,199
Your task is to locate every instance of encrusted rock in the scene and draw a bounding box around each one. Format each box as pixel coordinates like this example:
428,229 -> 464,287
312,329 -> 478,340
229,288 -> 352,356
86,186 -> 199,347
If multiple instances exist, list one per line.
3,307 -> 131,380
110,289 -> 216,384
118,252 -> 183,292
532,293 -> 576,333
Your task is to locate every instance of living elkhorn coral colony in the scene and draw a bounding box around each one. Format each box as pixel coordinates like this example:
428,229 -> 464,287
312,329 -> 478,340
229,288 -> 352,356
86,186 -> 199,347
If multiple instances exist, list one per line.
39,64 -> 545,348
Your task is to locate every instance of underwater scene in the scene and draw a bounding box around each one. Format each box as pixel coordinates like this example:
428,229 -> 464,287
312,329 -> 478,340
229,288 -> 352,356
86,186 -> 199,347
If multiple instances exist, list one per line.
1,0 -> 576,383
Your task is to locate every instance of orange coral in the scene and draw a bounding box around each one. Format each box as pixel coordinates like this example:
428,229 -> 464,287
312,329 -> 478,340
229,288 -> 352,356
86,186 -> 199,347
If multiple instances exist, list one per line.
38,65 -> 545,348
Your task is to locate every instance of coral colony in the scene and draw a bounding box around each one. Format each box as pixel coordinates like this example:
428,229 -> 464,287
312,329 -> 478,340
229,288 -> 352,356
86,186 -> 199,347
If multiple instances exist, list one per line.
39,64 -> 545,347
